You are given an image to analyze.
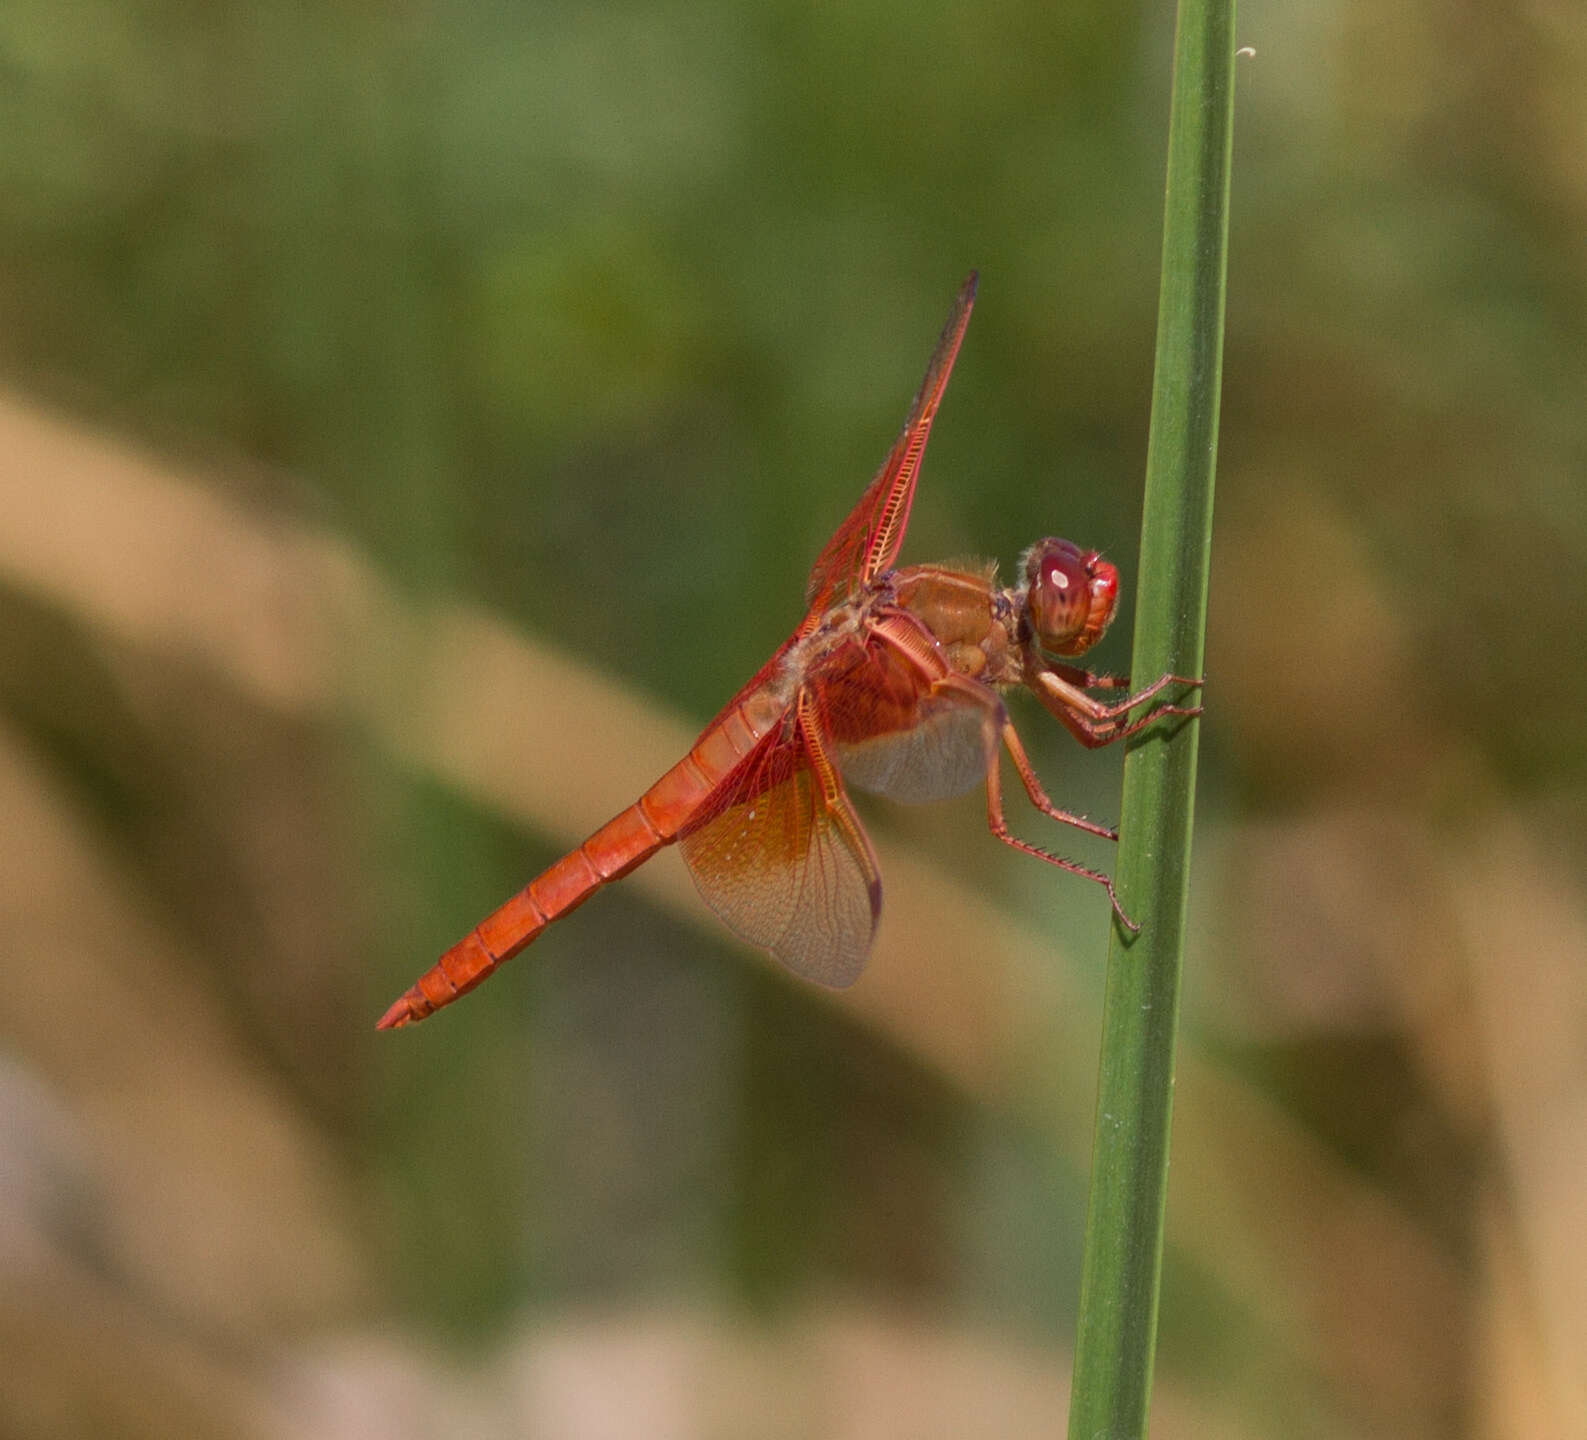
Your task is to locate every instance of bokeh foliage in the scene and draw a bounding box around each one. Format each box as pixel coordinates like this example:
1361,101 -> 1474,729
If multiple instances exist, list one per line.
3,1 -> 1586,1437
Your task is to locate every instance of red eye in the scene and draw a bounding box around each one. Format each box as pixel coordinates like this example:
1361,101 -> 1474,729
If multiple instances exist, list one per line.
1023,538 -> 1119,656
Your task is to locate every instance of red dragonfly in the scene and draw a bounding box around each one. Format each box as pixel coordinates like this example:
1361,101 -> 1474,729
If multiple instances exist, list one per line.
379,273 -> 1199,1029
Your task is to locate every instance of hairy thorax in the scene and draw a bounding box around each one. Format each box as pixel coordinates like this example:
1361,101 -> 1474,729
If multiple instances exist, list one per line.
890,562 -> 1025,688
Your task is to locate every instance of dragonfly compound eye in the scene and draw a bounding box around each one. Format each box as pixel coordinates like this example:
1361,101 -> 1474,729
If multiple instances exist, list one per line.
1024,538 -> 1119,656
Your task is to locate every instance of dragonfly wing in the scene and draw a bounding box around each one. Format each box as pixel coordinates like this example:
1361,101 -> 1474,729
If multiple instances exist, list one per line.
815,625 -> 996,805
680,695 -> 880,988
803,273 -> 978,616
835,691 -> 992,804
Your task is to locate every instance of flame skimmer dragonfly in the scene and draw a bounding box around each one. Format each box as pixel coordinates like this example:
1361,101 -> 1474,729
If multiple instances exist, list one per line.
379,273 -> 1199,1029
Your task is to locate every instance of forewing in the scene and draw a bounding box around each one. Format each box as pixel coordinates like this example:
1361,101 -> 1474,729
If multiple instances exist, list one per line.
680,702 -> 881,988
803,273 -> 978,615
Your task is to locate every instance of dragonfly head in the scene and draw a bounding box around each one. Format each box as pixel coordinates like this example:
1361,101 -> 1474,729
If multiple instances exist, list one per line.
1021,538 -> 1119,657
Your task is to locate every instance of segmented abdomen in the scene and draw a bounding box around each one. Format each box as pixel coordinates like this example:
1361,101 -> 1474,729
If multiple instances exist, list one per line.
376,679 -> 789,1027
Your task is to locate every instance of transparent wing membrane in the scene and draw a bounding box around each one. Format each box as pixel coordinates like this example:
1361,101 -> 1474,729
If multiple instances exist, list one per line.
680,702 -> 880,988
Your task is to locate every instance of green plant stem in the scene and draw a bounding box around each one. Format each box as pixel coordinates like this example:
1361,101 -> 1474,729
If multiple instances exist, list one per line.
1066,2 -> 1235,1436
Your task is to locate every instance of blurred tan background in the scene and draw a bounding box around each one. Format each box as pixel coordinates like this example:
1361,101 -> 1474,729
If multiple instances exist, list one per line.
2,3 -> 1585,1437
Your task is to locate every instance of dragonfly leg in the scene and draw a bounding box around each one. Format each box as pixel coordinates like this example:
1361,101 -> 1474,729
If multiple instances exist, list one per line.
1046,662 -> 1132,692
1031,668 -> 1203,750
979,722 -> 1140,932
1048,664 -> 1203,705
1092,670 -> 1203,717
936,675 -> 1139,930
998,715 -> 1118,841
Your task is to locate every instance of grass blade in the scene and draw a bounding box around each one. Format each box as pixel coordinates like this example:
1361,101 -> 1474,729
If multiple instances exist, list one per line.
1066,1 -> 1237,1435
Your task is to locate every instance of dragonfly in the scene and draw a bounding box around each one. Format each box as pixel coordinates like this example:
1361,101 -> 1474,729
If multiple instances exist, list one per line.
379,272 -> 1200,1029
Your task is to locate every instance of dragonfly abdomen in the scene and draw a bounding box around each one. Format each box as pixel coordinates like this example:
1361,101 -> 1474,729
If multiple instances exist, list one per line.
377,683 -> 789,1028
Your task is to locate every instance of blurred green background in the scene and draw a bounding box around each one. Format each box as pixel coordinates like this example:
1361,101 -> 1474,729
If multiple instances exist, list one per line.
2,2 -> 1585,1437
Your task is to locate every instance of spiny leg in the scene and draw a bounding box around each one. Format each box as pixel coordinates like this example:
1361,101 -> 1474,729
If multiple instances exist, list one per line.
1047,664 -> 1204,706
1032,669 -> 1203,750
937,673 -> 1118,840
999,715 -> 1118,842
980,724 -> 1139,932
1041,667 -> 1203,721
936,675 -> 1138,929
1041,693 -> 1204,751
